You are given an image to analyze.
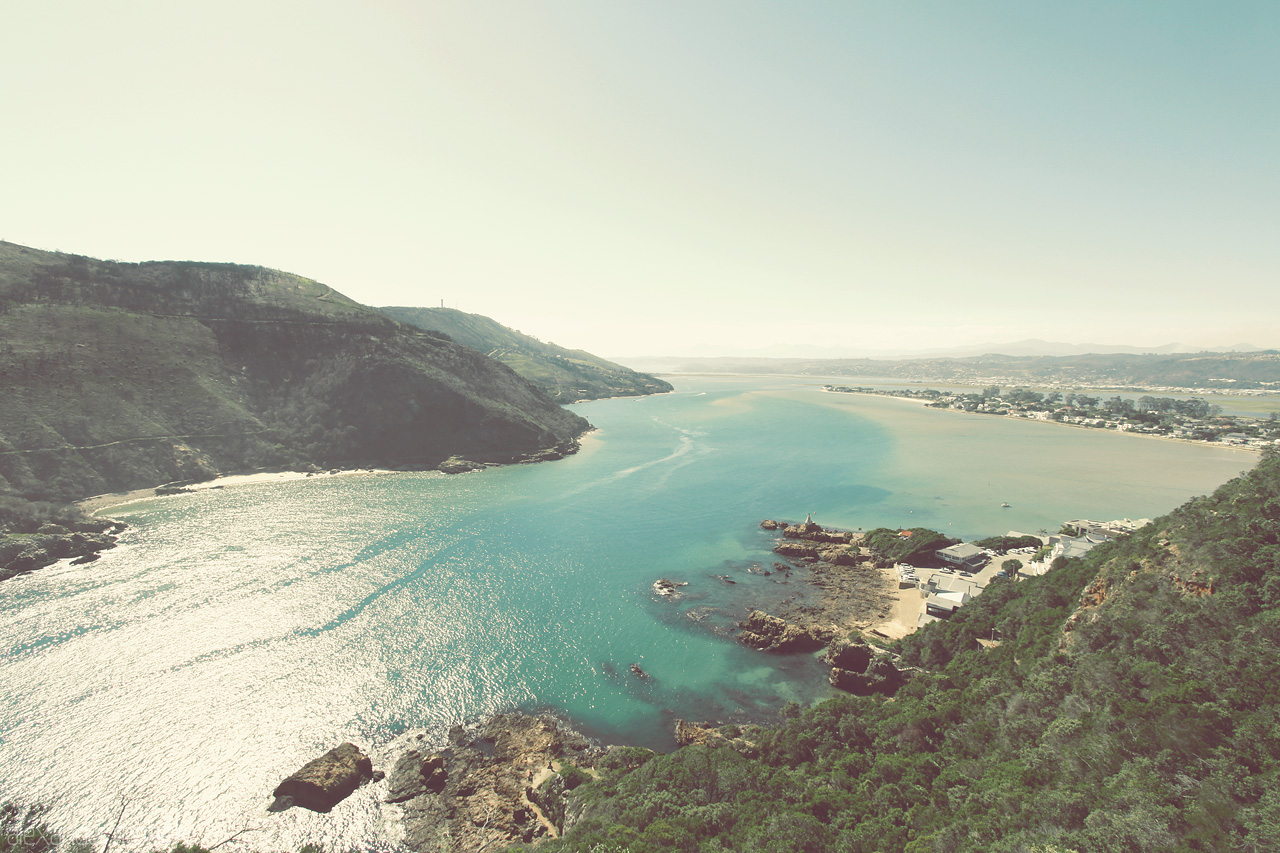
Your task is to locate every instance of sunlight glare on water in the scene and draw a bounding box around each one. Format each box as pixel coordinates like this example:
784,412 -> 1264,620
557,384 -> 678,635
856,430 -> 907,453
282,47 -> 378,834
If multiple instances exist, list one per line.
0,375 -> 1256,849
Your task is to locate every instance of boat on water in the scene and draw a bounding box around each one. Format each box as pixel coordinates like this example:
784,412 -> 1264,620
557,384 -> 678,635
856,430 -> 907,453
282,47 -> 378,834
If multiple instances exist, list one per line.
1001,502 -> 1011,508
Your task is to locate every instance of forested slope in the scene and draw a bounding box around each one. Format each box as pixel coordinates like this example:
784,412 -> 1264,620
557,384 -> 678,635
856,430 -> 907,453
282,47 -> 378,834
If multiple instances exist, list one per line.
0,241 -> 588,509
526,450 -> 1280,852
380,306 -> 672,402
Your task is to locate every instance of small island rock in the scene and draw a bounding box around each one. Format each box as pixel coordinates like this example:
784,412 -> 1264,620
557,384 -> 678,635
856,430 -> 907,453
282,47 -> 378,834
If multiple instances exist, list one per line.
272,742 -> 375,812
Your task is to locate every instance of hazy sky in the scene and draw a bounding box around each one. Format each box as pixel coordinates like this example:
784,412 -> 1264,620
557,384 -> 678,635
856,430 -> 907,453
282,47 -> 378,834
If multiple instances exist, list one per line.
4,1 -> 1278,357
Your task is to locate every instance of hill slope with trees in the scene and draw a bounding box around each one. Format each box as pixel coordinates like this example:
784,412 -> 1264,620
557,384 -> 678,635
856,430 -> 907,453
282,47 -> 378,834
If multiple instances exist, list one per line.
379,306 -> 672,402
0,241 -> 588,513
522,449 -> 1280,852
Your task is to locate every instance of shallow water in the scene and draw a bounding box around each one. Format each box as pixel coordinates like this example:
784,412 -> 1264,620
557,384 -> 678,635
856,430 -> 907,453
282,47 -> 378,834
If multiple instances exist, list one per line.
0,375 -> 1255,849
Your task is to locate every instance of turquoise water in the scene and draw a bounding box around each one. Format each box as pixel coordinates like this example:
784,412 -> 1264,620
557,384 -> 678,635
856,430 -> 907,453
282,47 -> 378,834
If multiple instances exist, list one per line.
0,375 -> 1255,849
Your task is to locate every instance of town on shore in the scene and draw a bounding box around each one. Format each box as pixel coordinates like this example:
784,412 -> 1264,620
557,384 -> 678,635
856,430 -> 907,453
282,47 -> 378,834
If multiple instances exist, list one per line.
824,384 -> 1279,449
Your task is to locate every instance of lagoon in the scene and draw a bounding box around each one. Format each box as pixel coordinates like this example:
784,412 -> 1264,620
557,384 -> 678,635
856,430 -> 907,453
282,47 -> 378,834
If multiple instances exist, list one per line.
0,374 -> 1254,850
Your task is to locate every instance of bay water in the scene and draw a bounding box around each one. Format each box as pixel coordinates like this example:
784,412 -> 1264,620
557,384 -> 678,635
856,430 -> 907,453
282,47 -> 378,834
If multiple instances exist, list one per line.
0,375 -> 1255,850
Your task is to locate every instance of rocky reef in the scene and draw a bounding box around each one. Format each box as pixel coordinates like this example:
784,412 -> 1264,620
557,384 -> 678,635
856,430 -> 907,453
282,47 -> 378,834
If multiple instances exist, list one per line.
736,609 -> 836,653
732,518 -> 896,651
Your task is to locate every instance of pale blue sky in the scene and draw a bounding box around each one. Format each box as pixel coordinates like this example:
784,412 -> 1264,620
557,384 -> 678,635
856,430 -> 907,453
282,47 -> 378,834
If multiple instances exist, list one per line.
3,1 -> 1277,356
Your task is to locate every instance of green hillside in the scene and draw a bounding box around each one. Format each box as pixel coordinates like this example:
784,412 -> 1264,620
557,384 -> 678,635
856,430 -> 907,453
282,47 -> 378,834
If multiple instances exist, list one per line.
379,306 -> 672,402
0,241 -> 588,509
524,449 -> 1280,852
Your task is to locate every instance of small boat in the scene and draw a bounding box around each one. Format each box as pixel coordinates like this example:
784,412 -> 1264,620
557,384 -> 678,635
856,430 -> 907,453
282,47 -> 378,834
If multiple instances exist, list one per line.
1001,502 -> 1011,508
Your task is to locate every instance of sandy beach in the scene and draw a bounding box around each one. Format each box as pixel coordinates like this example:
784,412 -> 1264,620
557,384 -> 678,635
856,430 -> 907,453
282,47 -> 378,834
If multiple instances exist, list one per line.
75,468 -> 401,515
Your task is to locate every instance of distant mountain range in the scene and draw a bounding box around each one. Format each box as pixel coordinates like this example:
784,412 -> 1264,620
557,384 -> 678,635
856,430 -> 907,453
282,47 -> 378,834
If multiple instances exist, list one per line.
0,241 -> 661,509
621,351 -> 1280,390
380,306 -> 672,402
623,339 -> 1264,361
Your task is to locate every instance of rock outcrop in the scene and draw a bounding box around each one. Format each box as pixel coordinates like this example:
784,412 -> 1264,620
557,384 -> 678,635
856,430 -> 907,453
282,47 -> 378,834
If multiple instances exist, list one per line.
272,742 -> 376,813
736,610 -> 835,653
782,524 -> 854,544
396,713 -> 598,852
385,749 -> 448,803
824,637 -> 873,673
772,540 -> 858,565
823,638 -> 907,696
652,578 -> 688,599
673,720 -> 759,758
773,541 -> 825,560
436,456 -> 489,474
0,519 -> 125,582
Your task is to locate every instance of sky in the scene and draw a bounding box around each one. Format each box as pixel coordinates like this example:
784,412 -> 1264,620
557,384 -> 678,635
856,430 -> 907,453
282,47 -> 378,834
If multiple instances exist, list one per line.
3,1 -> 1278,358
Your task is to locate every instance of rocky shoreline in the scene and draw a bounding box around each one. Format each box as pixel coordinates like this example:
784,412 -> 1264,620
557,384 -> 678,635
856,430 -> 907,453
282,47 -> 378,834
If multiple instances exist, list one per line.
0,518 -> 126,582
743,517 -> 896,645
7,441 -> 584,584
732,517 -> 908,696
389,713 -> 605,851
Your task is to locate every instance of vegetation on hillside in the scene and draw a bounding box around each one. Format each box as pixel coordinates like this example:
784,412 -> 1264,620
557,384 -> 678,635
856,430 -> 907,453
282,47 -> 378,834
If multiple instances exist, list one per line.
862,527 -> 956,565
0,242 -> 588,510
379,306 -> 672,402
518,449 -> 1280,852
971,534 -> 1044,553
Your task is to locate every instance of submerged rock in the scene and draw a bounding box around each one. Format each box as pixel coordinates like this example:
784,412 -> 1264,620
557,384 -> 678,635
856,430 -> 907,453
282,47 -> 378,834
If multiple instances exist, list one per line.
272,742 -> 375,812
652,578 -> 688,598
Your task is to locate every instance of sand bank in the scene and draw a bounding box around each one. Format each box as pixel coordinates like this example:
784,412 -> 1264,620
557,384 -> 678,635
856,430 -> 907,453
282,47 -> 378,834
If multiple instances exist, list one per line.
76,468 -> 400,515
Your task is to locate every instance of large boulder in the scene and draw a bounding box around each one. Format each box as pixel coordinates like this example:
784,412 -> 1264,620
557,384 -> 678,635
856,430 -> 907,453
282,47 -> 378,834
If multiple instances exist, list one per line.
272,742 -> 375,812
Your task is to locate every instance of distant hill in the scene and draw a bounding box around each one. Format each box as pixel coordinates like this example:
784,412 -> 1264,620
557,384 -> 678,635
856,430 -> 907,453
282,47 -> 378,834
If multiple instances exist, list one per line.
379,306 -> 672,402
623,351 -> 1280,390
0,241 -> 588,507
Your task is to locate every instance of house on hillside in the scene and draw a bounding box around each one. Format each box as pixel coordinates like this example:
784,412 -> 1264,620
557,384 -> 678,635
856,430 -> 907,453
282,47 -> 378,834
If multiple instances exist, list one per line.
935,542 -> 988,570
924,594 -> 965,619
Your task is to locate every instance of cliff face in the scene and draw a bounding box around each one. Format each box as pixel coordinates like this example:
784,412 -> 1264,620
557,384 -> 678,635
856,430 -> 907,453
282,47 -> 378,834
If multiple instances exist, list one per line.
379,306 -> 673,402
0,241 -> 588,504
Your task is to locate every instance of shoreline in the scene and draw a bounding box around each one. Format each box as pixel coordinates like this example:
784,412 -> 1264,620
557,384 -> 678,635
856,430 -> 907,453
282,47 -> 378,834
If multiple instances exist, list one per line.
75,467 -> 403,515
74,431 -> 602,516
821,388 -> 1263,454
